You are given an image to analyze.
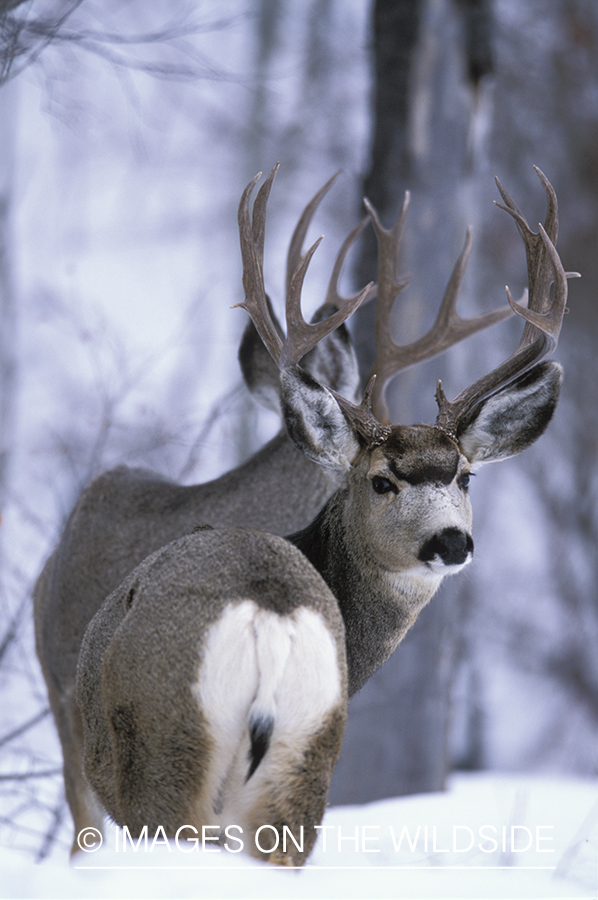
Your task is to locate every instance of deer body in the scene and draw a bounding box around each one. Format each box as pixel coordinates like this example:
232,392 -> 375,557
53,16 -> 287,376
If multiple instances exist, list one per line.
76,527 -> 347,866
34,402 -> 350,859
35,433 -> 340,687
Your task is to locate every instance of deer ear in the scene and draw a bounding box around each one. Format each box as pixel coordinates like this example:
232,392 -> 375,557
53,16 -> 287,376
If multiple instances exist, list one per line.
300,304 -> 361,403
457,361 -> 562,465
240,302 -> 361,414
281,368 -> 360,471
238,302 -> 284,414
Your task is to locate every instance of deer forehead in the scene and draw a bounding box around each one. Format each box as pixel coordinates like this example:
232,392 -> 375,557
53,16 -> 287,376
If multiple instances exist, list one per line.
365,424 -> 465,485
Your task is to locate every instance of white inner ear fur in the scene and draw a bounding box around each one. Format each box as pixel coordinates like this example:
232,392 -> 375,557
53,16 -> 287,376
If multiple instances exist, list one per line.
458,390 -> 521,463
458,362 -> 562,465
281,368 -> 360,471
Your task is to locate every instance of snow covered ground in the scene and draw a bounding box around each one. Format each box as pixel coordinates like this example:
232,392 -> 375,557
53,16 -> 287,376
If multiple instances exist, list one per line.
1,773 -> 597,900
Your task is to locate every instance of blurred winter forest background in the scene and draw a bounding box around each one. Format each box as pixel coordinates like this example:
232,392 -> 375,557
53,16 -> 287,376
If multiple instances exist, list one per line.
0,0 -> 596,862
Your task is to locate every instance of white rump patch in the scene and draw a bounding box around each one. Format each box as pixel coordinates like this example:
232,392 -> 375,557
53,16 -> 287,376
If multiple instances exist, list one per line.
192,601 -> 341,828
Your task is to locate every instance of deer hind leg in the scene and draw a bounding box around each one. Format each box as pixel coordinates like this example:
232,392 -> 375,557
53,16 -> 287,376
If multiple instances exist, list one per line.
44,680 -> 104,856
195,601 -> 347,866
241,705 -> 347,865
34,564 -> 105,855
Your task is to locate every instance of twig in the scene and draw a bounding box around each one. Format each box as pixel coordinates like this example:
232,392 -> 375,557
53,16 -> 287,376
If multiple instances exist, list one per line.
0,708 -> 50,749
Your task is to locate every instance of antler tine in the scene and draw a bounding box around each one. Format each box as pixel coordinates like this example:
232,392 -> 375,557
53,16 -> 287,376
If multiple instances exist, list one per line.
493,166 -> 559,342
365,193 -> 411,342
251,162 -> 281,268
286,171 -> 341,298
235,166 -> 374,373
363,193 -> 411,421
323,215 -> 378,311
435,169 -> 579,438
365,193 -> 514,423
287,173 -> 376,313
333,375 -> 392,447
282,239 -> 373,368
234,164 -> 283,365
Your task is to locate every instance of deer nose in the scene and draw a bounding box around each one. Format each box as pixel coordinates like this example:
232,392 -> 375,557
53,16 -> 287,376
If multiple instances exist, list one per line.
418,528 -> 474,567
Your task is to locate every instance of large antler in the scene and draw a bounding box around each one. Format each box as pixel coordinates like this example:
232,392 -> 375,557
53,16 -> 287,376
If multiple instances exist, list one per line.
366,195 -> 515,423
235,164 -> 373,372
236,165 -> 573,452
434,167 -> 579,438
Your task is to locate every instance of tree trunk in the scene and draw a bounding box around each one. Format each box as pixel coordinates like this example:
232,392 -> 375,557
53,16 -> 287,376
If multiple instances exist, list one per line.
331,0 -> 494,803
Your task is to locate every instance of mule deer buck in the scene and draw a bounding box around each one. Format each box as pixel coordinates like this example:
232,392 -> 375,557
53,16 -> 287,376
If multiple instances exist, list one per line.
75,166 -> 573,865
34,164 -> 510,857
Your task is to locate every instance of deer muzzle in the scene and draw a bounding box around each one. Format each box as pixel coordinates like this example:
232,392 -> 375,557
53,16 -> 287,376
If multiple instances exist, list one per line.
418,528 -> 474,568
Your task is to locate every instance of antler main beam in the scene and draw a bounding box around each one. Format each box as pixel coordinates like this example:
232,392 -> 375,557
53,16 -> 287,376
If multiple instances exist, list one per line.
236,165 -> 283,363
435,167 -> 579,437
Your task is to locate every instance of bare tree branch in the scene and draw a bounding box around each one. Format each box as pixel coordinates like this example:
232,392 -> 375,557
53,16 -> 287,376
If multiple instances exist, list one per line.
36,800 -> 66,861
0,0 -> 31,15
0,767 -> 61,782
1,1 -> 245,86
0,594 -> 27,664
0,708 -> 50,749
1,0 -> 84,82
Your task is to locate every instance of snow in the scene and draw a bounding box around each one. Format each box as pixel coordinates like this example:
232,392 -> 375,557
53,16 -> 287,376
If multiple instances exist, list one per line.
1,773 -> 597,900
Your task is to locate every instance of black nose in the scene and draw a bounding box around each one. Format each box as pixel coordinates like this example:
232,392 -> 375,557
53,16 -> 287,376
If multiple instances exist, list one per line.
418,528 -> 474,567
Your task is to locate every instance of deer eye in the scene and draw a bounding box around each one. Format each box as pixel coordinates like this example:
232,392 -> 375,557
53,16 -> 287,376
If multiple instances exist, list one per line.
372,476 -> 397,495
458,472 -> 472,491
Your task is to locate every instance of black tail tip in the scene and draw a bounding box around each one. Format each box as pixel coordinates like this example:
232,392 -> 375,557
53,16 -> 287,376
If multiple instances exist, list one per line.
246,713 -> 274,781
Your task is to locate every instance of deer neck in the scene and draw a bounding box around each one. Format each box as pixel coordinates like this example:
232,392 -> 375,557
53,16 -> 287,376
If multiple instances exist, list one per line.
288,491 -> 441,696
